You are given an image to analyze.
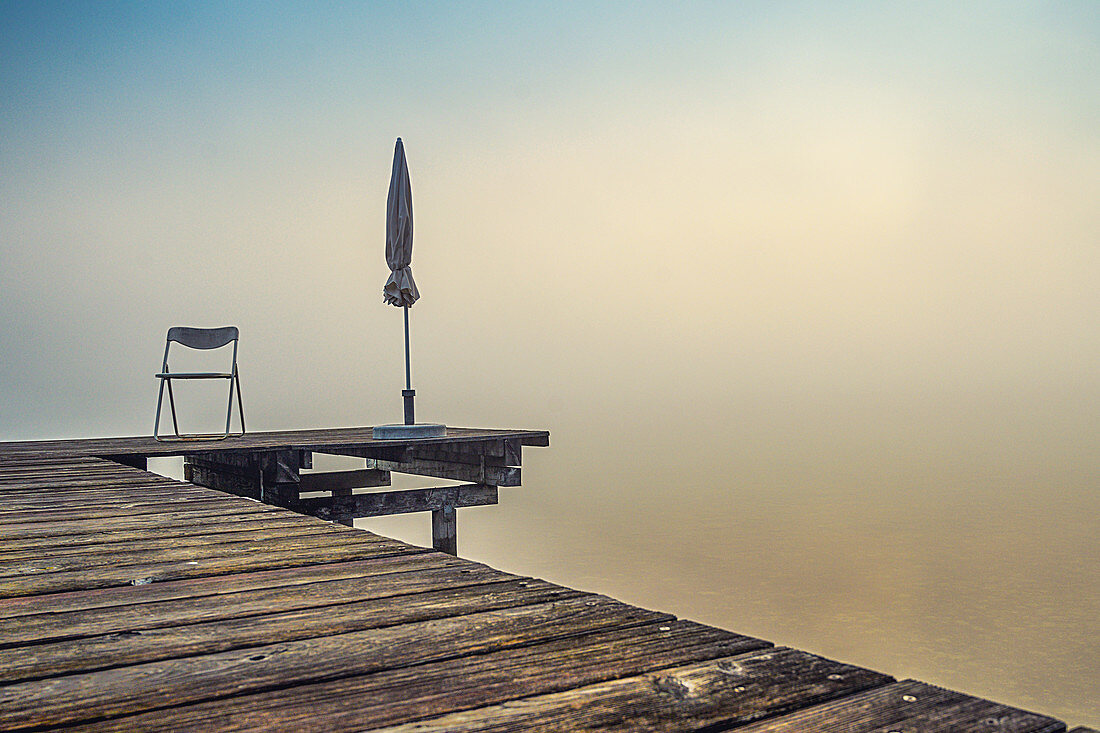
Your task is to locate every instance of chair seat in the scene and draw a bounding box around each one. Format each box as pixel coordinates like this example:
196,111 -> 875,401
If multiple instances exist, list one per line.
155,372 -> 233,379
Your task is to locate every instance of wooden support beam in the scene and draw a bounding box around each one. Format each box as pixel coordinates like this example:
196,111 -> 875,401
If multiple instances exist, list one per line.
332,437 -> 524,465
188,451 -> 257,470
331,439 -> 524,469
296,484 -> 497,523
181,444 -> 517,551
359,457 -> 520,486
432,504 -> 457,555
184,450 -> 306,508
102,455 -> 147,471
406,441 -> 523,468
184,463 -> 256,500
298,470 -> 390,493
183,455 -> 261,500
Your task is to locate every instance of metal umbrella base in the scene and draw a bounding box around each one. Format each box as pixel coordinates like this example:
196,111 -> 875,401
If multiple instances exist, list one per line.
372,423 -> 447,439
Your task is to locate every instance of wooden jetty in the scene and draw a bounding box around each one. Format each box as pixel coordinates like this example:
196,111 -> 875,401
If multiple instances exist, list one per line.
0,427 -> 550,555
0,427 -> 1082,731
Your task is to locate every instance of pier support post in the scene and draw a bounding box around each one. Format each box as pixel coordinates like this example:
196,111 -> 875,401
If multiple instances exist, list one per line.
432,504 -> 457,555
260,450 -> 301,508
330,486 -> 354,527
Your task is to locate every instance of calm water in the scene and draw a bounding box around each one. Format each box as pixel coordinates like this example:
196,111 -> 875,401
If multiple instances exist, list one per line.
148,395 -> 1099,725
345,402 -> 1098,726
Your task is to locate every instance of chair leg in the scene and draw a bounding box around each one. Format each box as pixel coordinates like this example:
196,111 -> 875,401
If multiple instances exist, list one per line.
166,379 -> 180,437
154,377 -> 167,441
235,371 -> 246,434
224,375 -> 236,439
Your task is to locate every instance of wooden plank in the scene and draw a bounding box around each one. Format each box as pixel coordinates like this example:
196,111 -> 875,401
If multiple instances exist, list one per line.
0,462 -> 169,478
0,492 -> 219,512
0,466 -> 153,481
732,679 -> 1067,733
0,457 -> 140,469
0,473 -> 138,485
0,456 -> 102,467
0,563 -> 522,647
0,477 -> 177,491
0,596 -> 676,729
298,484 -> 497,522
0,486 -> 224,511
0,469 -> 121,481
65,620 -> 766,732
0,523 -> 352,563
0,579 -> 582,684
0,531 -> 411,578
0,504 -> 293,541
0,491 -> 217,514
0,476 -> 177,488
298,469 -> 390,492
0,553 -> 468,619
0,456 -> 147,469
0,496 -> 261,525
0,475 -> 183,492
361,456 -> 520,486
0,535 -> 426,598
368,647 -> 893,732
0,515 -> 330,554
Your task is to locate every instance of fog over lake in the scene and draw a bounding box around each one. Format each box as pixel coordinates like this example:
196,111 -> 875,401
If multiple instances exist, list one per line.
2,2 -> 1097,724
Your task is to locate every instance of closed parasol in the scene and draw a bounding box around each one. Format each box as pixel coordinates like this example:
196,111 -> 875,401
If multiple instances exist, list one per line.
383,138 -> 419,308
373,138 -> 445,439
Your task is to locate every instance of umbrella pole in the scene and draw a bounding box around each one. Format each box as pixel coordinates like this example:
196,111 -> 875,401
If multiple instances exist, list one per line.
402,305 -> 414,425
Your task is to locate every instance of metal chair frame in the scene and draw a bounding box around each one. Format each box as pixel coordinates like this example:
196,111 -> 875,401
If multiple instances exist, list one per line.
154,326 -> 245,441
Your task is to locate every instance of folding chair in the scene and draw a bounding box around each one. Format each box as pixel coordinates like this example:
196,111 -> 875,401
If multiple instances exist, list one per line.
154,326 -> 245,441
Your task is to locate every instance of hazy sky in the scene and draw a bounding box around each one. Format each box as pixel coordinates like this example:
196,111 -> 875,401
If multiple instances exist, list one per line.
2,1 -> 1100,440
1,2 -> 1098,720
2,0 -> 1097,439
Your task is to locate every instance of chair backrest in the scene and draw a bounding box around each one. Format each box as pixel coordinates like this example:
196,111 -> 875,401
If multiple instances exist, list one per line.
166,326 -> 239,350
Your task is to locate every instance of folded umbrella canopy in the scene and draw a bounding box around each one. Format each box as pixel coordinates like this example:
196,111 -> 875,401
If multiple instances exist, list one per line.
384,138 -> 419,307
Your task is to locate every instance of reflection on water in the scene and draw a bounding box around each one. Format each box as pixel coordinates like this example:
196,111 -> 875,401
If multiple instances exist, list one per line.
357,402 -> 1099,726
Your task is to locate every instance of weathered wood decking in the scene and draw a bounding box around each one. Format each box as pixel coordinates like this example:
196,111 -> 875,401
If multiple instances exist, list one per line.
0,429 -> 1078,731
0,427 -> 550,554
